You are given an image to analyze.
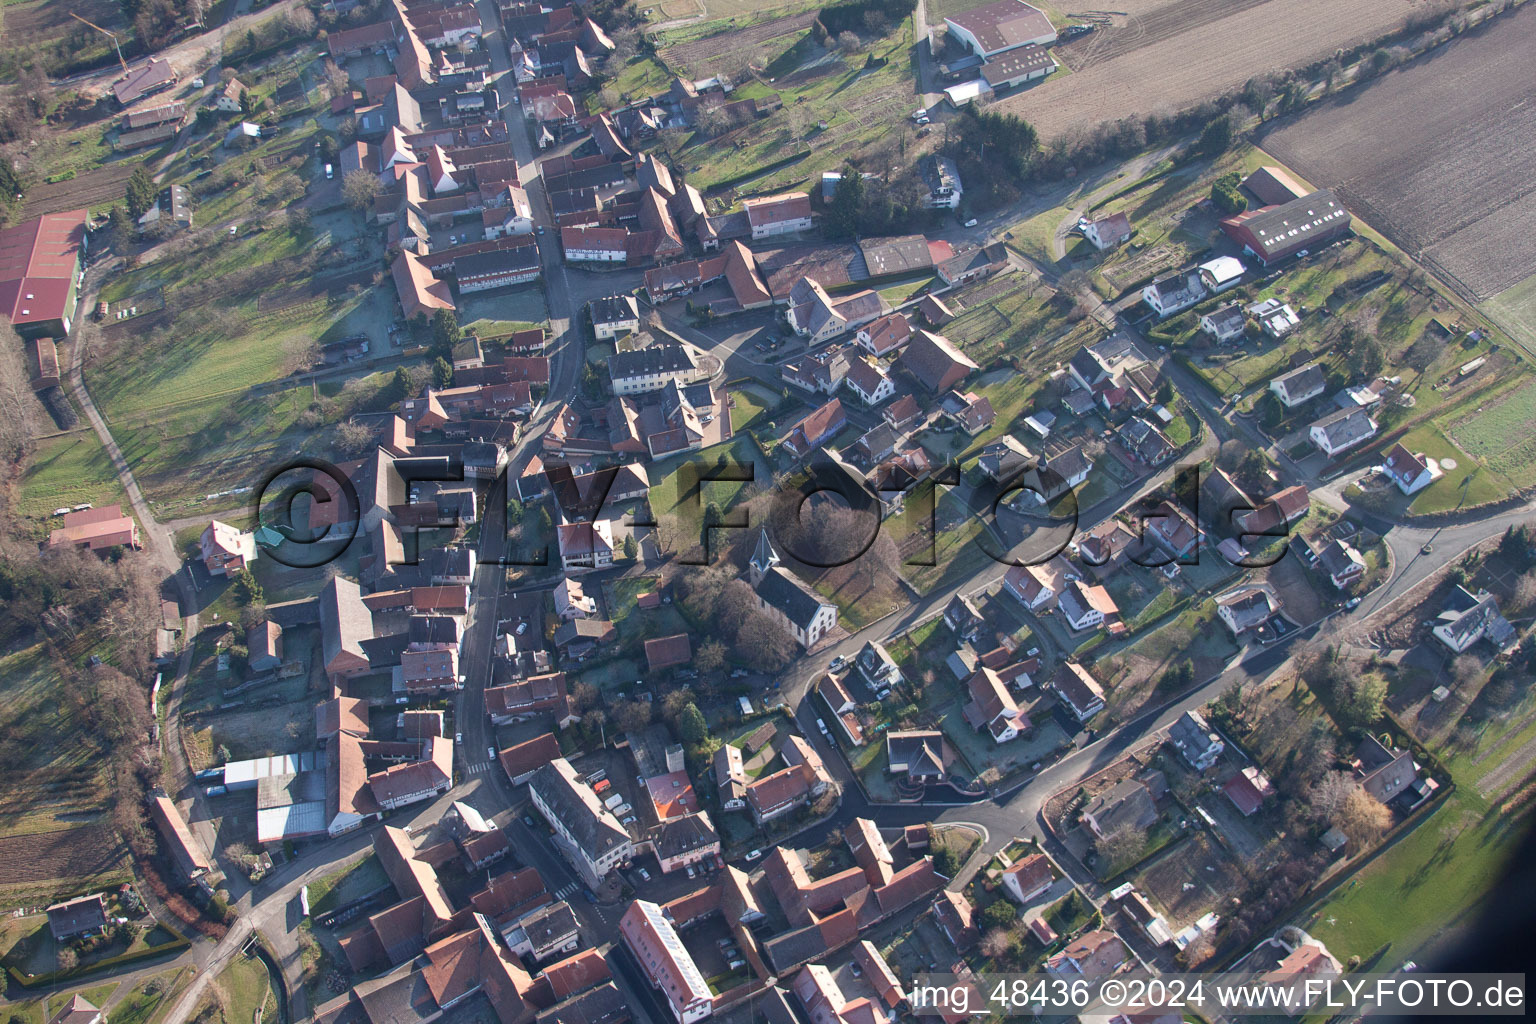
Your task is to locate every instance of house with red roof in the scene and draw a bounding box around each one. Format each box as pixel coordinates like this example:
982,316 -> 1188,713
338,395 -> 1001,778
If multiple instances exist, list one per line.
0,209 -> 87,338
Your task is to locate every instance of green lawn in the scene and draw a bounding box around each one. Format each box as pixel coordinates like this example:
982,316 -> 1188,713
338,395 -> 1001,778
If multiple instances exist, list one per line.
1305,790 -> 1527,965
728,387 -> 772,433
13,430 -> 128,526
1401,424 -> 1512,514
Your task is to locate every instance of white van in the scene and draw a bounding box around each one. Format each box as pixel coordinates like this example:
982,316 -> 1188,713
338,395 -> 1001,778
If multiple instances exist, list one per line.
324,163 -> 334,180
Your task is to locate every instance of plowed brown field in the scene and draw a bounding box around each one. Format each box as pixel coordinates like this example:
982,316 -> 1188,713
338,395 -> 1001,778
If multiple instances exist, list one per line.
1259,3 -> 1536,302
996,0 -> 1416,140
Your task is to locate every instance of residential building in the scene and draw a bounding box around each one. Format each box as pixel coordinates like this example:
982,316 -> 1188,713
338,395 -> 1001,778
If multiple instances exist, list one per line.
942,390 -> 995,434
557,520 -> 614,571
46,893 -> 107,942
1017,445 -> 1092,503
1141,269 -> 1206,318
1083,212 -> 1131,250
1058,580 -> 1119,632
248,620 -> 284,672
1052,663 -> 1105,721
529,758 -> 633,881
562,225 -> 629,262
977,435 -> 1033,482
1046,930 -> 1129,975
1216,587 -> 1277,636
1198,255 -> 1246,293
645,634 -> 692,672
113,57 -> 177,105
1432,586 -> 1515,653
1001,853 -> 1053,905
944,0 -> 1058,56
654,811 -> 720,874
855,640 -> 902,690
923,156 -> 963,209
933,889 -> 978,950
786,278 -> 888,343
855,313 -> 913,357
782,397 -> 848,459
746,763 -> 815,823
608,344 -> 701,395
1309,407 -> 1378,458
200,520 -> 256,575
1353,735 -> 1417,805
886,731 -> 945,779
943,594 -> 984,639
743,192 -> 813,239
1082,778 -> 1157,838
1317,539 -> 1366,589
1200,302 -> 1247,344
714,744 -> 748,811
1221,190 -> 1351,265
589,295 -> 641,339
46,997 -> 102,1024
1270,363 -> 1326,408
1381,442 -> 1441,494
1222,766 -> 1275,816
843,356 -> 895,406
499,733 -> 562,784
368,736 -> 454,810
1167,710 -> 1224,770
963,668 -> 1031,743
503,900 -> 581,962
620,900 -> 713,1023
1003,563 -> 1057,611
454,246 -> 541,290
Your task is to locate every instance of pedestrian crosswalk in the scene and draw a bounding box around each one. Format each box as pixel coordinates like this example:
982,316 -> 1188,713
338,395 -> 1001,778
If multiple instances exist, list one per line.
553,882 -> 580,901
466,762 -> 495,776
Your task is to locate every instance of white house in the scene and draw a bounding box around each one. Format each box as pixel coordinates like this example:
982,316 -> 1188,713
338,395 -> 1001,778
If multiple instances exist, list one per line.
843,356 -> 895,406
589,295 -> 641,340
1197,255 -> 1245,293
1200,303 -> 1247,344
1167,710 -> 1224,771
1309,407 -> 1378,458
1082,212 -> 1131,251
1141,269 -> 1206,317
1270,362 -> 1326,408
1001,853 -> 1054,905
1381,442 -> 1440,495
742,193 -> 813,239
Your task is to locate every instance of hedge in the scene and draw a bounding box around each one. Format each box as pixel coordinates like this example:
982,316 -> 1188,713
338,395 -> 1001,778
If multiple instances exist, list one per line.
7,929 -> 191,989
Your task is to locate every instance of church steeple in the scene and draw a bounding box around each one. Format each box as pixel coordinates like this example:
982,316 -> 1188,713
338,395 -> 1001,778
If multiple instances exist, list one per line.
749,529 -> 779,587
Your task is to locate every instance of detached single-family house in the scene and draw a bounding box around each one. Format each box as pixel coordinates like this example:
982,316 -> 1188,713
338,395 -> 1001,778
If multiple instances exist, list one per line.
1001,853 -> 1054,905
1141,269 -> 1206,318
1046,930 -> 1129,976
1381,442 -> 1441,495
977,436 -> 1033,482
1167,709 -> 1224,771
1317,538 -> 1366,589
856,640 -> 902,690
1082,778 -> 1157,838
1216,587 -> 1277,636
1432,586 -> 1515,653
1197,255 -> 1245,293
1083,212 -> 1131,251
1270,363 -> 1327,408
1200,302 -> 1247,344
1353,735 -> 1418,806
856,313 -> 913,357
886,730 -> 945,780
1052,662 -> 1105,722
1309,406 -> 1378,458
843,356 -> 896,406
200,519 -> 257,575
962,668 -> 1031,743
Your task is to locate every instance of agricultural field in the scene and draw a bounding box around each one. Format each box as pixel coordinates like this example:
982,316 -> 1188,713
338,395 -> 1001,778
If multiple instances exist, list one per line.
19,163 -> 137,221
1258,4 -> 1536,331
1443,379 -> 1536,488
994,0 -> 1416,141
0,644 -> 132,905
0,0 -> 122,74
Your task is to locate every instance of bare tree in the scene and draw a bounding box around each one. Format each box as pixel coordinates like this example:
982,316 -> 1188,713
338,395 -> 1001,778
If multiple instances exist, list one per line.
1308,770 -> 1356,822
322,60 -> 351,98
1098,825 -> 1147,866
1511,570 -> 1536,614
342,169 -> 382,212
979,927 -> 1012,960
1451,654 -> 1485,690
837,30 -> 862,52
1337,788 -> 1391,847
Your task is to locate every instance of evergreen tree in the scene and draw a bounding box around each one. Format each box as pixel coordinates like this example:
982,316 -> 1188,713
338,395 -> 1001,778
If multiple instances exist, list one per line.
431,309 -> 460,356
125,167 -> 157,219
825,168 -> 865,239
432,356 -> 453,390
387,366 -> 412,405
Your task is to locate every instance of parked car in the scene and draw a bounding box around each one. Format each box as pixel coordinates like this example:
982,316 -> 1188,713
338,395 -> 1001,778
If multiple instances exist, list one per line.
638,867 -> 651,881
685,864 -> 696,878
488,746 -> 496,761
745,849 -> 763,861
1345,596 -> 1362,610
828,655 -> 847,671
523,813 -> 537,827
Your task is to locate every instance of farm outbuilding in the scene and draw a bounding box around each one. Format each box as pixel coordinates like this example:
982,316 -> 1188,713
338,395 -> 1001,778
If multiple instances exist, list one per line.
945,0 -> 1058,58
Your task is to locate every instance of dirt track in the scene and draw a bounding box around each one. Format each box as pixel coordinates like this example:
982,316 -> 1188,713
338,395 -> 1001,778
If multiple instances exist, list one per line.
1259,2 -> 1536,302
996,0 -> 1415,140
